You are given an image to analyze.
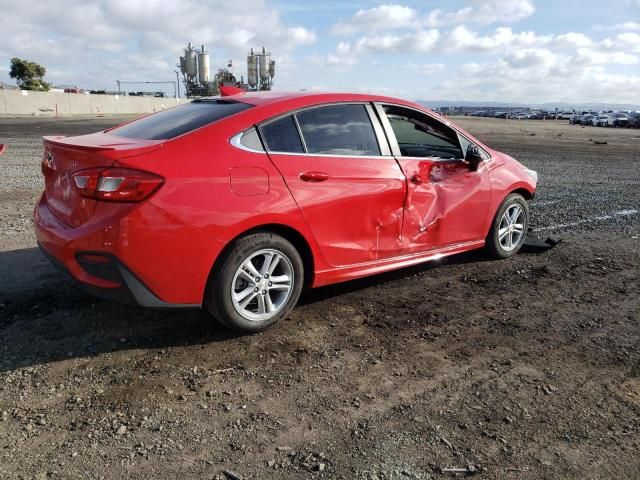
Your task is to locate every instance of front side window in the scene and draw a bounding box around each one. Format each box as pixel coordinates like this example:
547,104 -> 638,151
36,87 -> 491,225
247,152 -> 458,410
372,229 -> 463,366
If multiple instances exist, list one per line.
260,115 -> 305,153
295,104 -> 381,156
383,105 -> 463,159
109,100 -> 252,140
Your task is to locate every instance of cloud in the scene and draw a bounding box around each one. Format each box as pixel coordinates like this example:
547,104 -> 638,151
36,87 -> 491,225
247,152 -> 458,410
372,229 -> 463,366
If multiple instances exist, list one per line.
286,27 -> 317,45
443,26 -> 552,52
554,32 -> 593,48
327,26 -> 552,60
0,0 -> 316,90
331,4 -> 417,35
424,0 -> 535,28
618,22 -> 640,30
353,29 -> 441,53
503,48 -> 557,69
572,49 -> 639,65
433,55 -> 640,104
320,29 -> 440,65
330,1 -> 535,35
604,32 -> 640,53
407,63 -> 446,75
595,21 -> 640,32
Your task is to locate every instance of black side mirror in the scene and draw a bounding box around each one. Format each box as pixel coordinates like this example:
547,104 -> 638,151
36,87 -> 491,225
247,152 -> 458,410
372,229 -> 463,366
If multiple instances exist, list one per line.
465,144 -> 483,171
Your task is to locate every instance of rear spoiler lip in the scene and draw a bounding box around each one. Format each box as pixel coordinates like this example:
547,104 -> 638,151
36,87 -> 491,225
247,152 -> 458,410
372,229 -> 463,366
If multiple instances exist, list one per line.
43,134 -> 163,149
43,136 -> 116,151
42,134 -> 165,159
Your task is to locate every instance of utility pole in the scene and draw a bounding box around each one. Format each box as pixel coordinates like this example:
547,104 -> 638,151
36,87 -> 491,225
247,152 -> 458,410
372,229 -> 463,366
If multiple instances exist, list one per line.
174,71 -> 180,99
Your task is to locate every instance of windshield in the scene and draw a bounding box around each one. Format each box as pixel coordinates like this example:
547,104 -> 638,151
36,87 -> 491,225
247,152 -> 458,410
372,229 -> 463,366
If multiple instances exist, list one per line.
109,100 -> 252,140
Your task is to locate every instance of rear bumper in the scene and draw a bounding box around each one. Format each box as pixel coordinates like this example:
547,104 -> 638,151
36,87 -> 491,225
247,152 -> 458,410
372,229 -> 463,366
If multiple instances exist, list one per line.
34,193 -> 226,306
38,243 -> 198,308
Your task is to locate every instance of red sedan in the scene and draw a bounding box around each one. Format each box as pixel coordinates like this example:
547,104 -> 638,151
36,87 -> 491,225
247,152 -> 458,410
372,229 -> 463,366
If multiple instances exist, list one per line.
34,92 -> 537,331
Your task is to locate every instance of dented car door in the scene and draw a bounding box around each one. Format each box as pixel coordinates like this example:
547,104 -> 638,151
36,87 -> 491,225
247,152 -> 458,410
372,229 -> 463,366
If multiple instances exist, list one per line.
375,104 -> 492,252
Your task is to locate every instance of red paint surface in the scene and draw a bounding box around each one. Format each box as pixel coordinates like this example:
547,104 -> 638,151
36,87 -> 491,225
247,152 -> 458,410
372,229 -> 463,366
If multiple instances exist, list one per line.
34,92 -> 536,305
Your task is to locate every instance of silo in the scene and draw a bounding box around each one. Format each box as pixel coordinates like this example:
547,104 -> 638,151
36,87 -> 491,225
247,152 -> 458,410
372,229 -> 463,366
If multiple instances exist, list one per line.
268,59 -> 275,79
197,45 -> 210,86
184,43 -> 197,80
247,50 -> 258,89
259,47 -> 270,82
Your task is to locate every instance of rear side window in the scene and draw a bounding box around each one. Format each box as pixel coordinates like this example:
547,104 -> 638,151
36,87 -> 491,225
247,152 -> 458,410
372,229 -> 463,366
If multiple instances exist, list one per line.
109,100 -> 252,140
260,115 -> 305,153
296,104 -> 380,156
239,127 -> 264,151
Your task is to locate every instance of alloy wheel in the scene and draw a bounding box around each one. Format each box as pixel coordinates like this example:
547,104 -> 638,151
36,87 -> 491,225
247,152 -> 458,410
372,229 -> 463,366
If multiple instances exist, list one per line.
231,249 -> 294,322
498,204 -> 525,252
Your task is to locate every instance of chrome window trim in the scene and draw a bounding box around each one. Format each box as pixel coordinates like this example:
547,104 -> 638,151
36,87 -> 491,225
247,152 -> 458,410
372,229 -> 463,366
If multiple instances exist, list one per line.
229,129 -> 265,153
265,151 -> 395,160
258,101 -> 392,158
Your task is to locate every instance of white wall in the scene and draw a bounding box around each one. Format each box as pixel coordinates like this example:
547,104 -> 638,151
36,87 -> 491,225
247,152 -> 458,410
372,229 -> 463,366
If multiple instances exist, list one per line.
0,89 -> 188,116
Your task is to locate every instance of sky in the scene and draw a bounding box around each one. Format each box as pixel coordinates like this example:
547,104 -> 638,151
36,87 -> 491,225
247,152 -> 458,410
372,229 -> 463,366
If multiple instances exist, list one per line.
0,0 -> 639,104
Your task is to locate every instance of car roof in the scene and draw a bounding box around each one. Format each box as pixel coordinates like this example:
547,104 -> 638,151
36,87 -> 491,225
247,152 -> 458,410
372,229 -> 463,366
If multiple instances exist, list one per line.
229,90 -> 426,111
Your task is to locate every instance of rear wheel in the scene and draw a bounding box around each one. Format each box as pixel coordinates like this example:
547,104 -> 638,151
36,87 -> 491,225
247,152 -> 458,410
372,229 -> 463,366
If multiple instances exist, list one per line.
205,232 -> 304,332
485,193 -> 529,259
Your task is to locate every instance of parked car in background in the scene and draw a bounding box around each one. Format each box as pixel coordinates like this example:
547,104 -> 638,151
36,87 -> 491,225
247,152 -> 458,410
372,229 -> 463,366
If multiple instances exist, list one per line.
592,115 -> 609,127
577,114 -> 592,125
34,91 -> 537,332
607,113 -> 629,127
627,112 -> 640,129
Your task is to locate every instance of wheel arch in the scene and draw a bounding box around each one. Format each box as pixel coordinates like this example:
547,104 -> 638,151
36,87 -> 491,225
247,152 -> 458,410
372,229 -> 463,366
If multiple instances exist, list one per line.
205,223 -> 316,303
484,185 -> 534,238
509,187 -> 534,200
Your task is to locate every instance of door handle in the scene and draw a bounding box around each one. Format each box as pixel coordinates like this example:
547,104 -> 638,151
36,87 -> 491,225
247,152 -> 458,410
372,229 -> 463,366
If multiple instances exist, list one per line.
300,171 -> 330,182
410,174 -> 424,185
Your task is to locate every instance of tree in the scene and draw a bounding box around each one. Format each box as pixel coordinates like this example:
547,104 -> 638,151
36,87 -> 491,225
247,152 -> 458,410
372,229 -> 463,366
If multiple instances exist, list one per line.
9,58 -> 51,91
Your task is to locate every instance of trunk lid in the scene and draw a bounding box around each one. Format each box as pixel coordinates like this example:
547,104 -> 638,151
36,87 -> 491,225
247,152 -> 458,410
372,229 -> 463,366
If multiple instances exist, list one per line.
42,132 -> 163,227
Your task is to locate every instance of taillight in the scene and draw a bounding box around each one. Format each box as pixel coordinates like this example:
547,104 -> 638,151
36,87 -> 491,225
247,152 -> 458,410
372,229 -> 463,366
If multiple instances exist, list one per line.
72,168 -> 164,202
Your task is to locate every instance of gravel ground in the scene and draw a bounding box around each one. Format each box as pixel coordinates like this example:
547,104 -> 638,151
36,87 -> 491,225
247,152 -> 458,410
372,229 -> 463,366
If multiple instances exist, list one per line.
0,115 -> 639,479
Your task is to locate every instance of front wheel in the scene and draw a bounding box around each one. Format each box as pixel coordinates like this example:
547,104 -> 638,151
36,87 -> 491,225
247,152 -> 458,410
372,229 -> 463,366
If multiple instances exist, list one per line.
205,232 -> 304,332
485,193 -> 529,259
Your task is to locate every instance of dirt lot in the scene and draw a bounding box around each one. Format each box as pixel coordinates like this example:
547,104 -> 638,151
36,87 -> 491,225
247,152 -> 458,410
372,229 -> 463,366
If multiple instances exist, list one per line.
0,115 -> 639,479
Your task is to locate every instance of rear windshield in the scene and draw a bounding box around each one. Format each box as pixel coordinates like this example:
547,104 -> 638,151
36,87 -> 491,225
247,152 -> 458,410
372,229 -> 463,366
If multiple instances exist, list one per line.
109,100 -> 252,140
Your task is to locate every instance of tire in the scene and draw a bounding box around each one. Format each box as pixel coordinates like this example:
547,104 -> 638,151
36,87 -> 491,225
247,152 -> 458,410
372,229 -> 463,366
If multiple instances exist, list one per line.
205,232 -> 304,332
485,193 -> 529,259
